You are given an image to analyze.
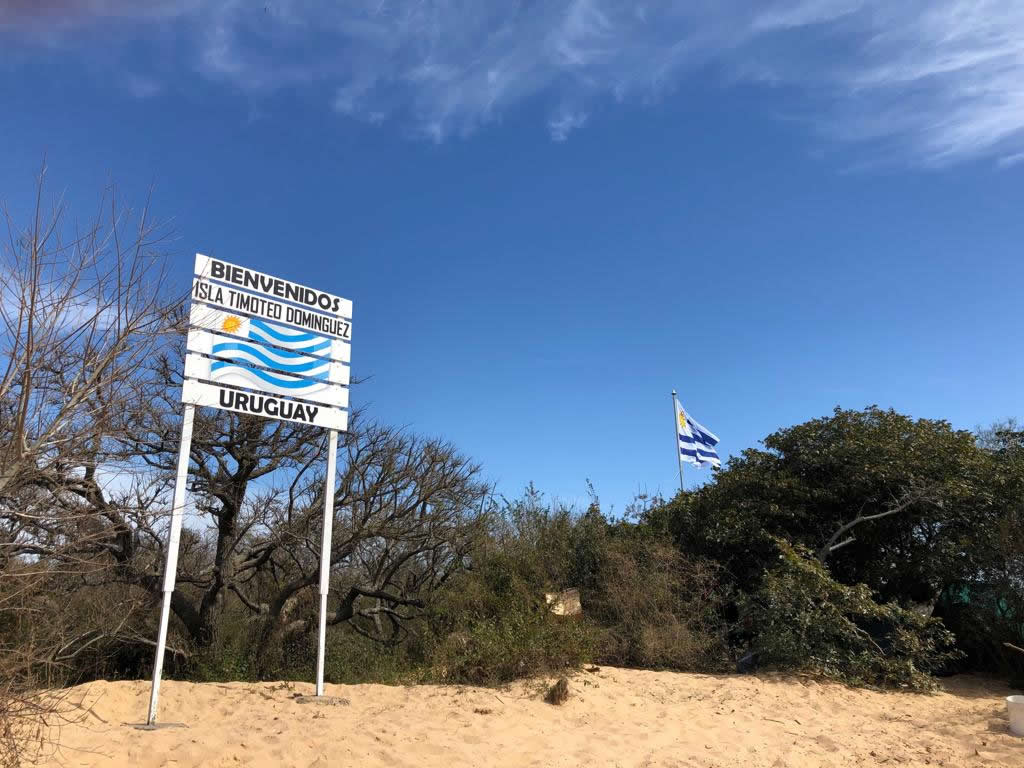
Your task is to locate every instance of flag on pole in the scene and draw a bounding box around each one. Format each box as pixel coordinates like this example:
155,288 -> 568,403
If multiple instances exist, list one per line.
674,396 -> 721,469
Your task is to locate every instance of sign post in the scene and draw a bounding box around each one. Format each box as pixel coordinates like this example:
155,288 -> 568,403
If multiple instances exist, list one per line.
145,403 -> 195,727
315,430 -> 338,697
142,254 -> 352,726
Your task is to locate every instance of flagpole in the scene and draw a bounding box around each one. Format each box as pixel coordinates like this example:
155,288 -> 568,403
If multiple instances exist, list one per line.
671,389 -> 684,494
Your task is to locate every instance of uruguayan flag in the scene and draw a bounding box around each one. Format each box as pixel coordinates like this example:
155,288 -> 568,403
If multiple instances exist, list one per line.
675,396 -> 720,468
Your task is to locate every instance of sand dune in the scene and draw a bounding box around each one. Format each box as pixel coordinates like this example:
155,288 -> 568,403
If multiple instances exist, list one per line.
30,668 -> 1022,767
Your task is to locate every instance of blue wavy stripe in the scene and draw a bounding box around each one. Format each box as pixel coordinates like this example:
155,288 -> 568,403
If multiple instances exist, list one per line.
248,328 -> 331,356
680,446 -> 719,460
680,432 -> 718,449
211,360 -> 328,388
680,440 -> 719,461
212,342 -> 329,374
250,317 -> 320,343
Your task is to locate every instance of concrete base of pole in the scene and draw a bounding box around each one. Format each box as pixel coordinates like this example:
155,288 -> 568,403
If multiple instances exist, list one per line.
130,722 -> 188,730
293,695 -> 350,706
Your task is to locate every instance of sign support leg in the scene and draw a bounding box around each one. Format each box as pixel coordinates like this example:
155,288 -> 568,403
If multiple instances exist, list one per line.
315,429 -> 338,697
146,403 -> 196,726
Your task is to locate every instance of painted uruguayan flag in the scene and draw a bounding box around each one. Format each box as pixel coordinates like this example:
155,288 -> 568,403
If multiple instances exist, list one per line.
674,396 -> 720,468
244,318 -> 331,357
212,319 -> 332,386
185,311 -> 350,408
189,304 -> 351,363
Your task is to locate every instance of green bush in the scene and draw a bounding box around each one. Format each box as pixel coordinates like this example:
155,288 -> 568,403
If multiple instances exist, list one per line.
423,554 -> 596,685
934,580 -> 1024,686
739,539 -> 960,690
188,606 -> 261,683
321,629 -> 427,685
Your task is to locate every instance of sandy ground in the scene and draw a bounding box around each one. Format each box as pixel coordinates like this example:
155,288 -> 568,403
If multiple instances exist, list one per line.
28,668 -> 1023,768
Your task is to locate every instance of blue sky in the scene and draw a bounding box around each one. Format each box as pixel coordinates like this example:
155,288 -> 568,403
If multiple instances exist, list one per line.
2,1 -> 1022,513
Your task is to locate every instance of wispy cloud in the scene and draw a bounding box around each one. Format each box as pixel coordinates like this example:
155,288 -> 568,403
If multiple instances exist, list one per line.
4,1 -> 1024,164
998,151 -> 1024,169
124,73 -> 160,99
549,106 -> 588,142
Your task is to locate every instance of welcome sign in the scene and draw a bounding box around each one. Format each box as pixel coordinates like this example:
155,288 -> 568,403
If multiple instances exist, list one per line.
148,253 -> 352,726
182,254 -> 352,431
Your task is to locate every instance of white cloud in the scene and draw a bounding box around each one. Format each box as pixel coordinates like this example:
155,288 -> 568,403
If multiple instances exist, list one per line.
124,73 -> 160,99
998,151 -> 1024,169
549,107 -> 588,142
751,0 -> 864,31
4,0 -> 1024,164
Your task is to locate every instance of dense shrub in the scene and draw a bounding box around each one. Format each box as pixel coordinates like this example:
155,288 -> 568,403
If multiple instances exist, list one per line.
648,407 -> 994,607
188,605 -> 262,683
934,581 -> 1024,686
739,539 -> 961,690
586,532 -> 728,671
322,629 -> 428,685
936,428 -> 1024,685
423,553 -> 596,685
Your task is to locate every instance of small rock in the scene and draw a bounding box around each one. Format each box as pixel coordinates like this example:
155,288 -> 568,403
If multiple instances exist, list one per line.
545,677 -> 570,705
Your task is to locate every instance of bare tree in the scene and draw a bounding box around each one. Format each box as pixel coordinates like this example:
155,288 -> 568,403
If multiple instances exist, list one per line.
0,165 -> 176,766
0,161 -> 177,495
268,419 -> 490,656
18,318 -> 493,677
117,376 -> 490,673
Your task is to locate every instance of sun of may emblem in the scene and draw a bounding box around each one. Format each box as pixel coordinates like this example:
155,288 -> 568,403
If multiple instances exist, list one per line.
678,410 -> 687,430
221,315 -> 243,334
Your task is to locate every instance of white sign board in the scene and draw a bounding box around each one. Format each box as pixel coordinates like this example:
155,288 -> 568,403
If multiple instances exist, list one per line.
182,253 -> 351,428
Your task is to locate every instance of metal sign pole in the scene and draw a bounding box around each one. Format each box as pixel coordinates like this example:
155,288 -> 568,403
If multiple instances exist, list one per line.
315,429 -> 338,697
146,403 -> 196,726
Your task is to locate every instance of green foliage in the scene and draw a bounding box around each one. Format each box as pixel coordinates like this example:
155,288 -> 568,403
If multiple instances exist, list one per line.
935,581 -> 1024,685
11,407 -> 1024,698
739,540 -> 961,690
322,629 -> 428,685
931,424 -> 1024,683
423,552 -> 596,685
188,606 -> 260,683
650,406 -> 997,604
641,407 -> 1024,686
488,485 -> 606,593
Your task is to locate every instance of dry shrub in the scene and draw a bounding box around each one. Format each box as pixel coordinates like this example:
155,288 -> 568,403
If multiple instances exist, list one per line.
587,535 -> 728,670
0,560 -> 153,765
0,673 -> 47,768
1,571 -> 62,768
